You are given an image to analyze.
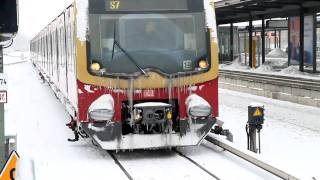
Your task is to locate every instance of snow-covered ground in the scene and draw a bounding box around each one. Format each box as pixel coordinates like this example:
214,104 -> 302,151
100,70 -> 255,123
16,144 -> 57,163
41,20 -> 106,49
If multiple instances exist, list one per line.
3,51 -> 320,179
219,89 -> 320,179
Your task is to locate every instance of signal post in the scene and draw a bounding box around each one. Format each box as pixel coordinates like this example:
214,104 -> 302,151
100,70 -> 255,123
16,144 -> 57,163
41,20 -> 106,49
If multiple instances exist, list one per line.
0,0 -> 19,167
0,45 -> 3,166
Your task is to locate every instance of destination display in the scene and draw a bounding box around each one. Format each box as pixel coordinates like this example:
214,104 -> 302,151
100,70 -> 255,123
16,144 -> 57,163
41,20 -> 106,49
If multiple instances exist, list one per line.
89,0 -> 203,13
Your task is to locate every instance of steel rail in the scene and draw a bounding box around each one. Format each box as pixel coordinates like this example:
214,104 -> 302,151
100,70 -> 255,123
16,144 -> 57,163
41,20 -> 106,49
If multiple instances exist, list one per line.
205,134 -> 299,180
219,69 -> 320,91
107,151 -> 134,180
174,150 -> 220,180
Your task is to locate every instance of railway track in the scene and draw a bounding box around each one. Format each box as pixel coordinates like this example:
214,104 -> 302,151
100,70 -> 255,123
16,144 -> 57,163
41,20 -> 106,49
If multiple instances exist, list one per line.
219,69 -> 320,91
174,149 -> 220,180
106,149 -> 221,180
108,151 -> 134,180
205,134 -> 299,180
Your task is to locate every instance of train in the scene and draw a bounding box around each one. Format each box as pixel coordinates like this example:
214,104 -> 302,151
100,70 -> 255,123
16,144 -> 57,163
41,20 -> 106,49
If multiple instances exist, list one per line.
30,0 -> 219,150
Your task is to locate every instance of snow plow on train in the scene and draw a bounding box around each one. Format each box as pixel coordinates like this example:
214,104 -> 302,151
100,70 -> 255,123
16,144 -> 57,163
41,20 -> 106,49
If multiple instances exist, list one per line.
30,0 -> 220,150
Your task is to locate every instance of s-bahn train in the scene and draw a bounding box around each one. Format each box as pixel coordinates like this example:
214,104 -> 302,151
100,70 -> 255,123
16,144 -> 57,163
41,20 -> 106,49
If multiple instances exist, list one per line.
30,0 -> 219,150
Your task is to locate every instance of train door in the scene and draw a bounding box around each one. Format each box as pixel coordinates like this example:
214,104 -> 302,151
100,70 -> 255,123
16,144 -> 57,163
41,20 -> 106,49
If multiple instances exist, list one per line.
58,14 -> 68,98
49,28 -> 53,78
54,25 -> 60,85
66,6 -> 78,109
51,24 -> 56,85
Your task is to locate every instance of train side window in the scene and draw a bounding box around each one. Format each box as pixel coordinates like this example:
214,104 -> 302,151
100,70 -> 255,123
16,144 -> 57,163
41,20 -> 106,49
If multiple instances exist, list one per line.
59,27 -> 63,67
55,28 -> 59,70
50,32 -> 52,76
66,23 -> 72,72
71,20 -> 75,74
61,26 -> 66,68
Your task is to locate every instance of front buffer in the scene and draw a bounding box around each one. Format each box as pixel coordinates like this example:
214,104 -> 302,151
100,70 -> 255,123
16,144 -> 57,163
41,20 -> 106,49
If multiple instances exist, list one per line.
82,118 -> 216,150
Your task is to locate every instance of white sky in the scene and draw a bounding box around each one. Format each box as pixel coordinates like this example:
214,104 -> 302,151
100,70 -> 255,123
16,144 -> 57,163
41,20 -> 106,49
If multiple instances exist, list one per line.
9,0 -> 73,50
19,0 -> 73,38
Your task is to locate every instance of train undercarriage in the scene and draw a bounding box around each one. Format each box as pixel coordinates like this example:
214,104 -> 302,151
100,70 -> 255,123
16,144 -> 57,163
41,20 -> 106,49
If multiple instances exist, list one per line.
67,98 -> 216,150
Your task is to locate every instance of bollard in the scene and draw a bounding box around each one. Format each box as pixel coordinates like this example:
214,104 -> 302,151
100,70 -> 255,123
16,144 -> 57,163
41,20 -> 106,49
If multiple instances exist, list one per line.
246,103 -> 264,153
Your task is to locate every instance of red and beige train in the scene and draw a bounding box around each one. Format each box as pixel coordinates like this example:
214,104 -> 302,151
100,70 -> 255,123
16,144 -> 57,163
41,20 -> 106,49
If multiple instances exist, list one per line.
30,0 -> 219,150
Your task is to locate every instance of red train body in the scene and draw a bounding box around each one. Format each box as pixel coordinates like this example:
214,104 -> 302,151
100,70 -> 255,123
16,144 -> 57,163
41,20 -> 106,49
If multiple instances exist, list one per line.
30,0 -> 219,150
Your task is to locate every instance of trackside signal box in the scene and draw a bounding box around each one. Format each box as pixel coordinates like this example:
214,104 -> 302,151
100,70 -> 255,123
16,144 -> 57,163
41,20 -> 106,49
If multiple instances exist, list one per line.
0,0 -> 18,36
248,104 -> 264,126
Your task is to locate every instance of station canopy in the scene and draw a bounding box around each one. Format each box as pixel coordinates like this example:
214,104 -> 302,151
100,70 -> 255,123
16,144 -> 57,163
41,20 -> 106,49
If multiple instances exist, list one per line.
215,0 -> 320,25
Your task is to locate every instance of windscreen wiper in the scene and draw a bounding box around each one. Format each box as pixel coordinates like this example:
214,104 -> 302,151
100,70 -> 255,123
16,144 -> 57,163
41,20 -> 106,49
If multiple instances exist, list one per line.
111,23 -> 148,77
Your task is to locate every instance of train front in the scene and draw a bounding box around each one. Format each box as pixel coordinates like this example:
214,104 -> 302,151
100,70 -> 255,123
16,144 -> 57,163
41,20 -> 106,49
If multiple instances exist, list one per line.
76,0 -> 219,150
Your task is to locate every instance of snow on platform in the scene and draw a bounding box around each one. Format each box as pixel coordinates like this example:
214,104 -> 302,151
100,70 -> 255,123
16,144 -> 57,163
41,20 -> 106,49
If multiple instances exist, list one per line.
266,48 -> 287,58
220,52 -> 320,81
219,89 -> 320,179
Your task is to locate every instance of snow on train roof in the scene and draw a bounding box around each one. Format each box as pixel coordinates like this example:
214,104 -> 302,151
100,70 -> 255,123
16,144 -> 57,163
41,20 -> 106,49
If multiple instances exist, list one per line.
204,0 -> 218,38
76,0 -> 89,41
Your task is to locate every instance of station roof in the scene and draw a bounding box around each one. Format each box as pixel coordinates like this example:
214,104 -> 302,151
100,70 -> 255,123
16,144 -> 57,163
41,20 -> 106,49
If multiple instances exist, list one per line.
215,0 -> 320,24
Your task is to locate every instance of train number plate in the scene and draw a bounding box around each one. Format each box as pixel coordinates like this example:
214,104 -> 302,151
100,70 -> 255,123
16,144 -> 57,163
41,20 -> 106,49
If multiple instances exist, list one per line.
0,73 -> 7,90
143,90 -> 155,97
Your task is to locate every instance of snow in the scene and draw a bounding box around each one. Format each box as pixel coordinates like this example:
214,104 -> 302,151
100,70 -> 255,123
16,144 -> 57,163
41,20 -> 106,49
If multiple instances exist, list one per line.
219,89 -> 320,179
76,0 -> 217,40
4,53 -> 128,180
75,0 -> 89,41
88,94 -> 114,112
254,64 -> 275,73
249,102 -> 264,107
204,0 -> 218,38
88,123 -> 105,132
134,102 -> 171,108
3,50 -> 29,65
5,51 -> 319,179
84,84 -> 94,93
266,48 -> 288,58
220,55 -> 320,80
279,65 -> 310,76
186,94 -> 211,108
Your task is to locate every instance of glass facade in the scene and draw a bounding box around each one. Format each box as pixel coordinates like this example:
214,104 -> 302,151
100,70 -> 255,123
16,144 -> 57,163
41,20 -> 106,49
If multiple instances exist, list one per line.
217,26 -> 239,62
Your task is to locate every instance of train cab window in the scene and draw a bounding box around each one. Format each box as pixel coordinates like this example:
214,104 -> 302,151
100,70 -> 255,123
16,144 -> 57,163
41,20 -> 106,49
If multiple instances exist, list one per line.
88,13 -> 209,76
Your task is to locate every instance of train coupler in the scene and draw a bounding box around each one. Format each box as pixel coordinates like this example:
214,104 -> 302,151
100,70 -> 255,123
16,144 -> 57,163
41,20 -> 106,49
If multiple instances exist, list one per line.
66,118 -> 79,142
38,72 -> 45,83
68,131 -> 80,142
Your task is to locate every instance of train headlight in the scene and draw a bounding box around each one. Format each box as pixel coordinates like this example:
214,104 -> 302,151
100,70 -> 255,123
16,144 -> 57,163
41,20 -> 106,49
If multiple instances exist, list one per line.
88,94 -> 114,122
166,111 -> 172,120
90,62 -> 101,72
198,59 -> 209,69
186,94 -> 212,118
